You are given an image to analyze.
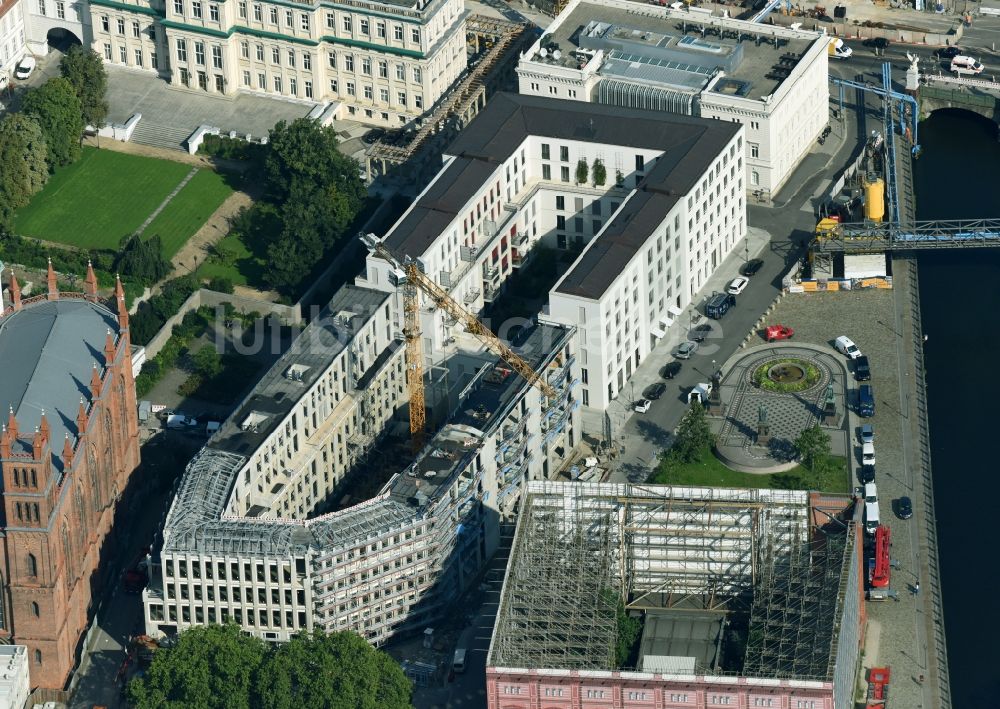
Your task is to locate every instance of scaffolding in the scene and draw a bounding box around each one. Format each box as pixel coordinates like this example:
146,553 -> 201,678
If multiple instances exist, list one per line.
489,489 -> 618,670
742,525 -> 851,681
488,482 -> 854,681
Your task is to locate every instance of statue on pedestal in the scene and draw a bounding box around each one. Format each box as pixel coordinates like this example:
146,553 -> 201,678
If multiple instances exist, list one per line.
757,404 -> 770,446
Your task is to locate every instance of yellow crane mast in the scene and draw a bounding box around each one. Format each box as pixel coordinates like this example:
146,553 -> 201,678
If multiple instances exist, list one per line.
361,234 -> 559,450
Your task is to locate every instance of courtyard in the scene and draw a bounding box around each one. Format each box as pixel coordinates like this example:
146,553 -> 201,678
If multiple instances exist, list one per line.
14,147 -> 232,257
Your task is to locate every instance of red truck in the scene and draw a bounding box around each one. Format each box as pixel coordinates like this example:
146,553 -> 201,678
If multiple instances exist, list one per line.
764,325 -> 794,342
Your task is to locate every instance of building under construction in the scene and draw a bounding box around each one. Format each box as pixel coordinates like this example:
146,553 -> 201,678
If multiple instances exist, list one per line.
486,482 -> 863,709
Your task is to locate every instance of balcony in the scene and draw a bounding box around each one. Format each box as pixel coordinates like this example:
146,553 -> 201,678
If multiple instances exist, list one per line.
460,245 -> 476,262
483,264 -> 499,281
483,282 -> 499,302
439,270 -> 452,288
463,288 -> 480,304
514,231 -> 529,247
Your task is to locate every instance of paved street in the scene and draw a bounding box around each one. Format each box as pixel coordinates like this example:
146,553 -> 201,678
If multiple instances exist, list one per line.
766,283 -> 944,709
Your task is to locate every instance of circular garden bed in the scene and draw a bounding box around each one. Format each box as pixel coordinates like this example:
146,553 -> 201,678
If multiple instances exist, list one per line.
752,357 -> 821,393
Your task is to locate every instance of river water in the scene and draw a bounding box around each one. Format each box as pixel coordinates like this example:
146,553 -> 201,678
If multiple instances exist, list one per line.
913,109 -> 1000,708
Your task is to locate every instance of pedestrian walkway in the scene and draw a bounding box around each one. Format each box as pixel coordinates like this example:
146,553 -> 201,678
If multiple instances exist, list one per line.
135,168 -> 198,236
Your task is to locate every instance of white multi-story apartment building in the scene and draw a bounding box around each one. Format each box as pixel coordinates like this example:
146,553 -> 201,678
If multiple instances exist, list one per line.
0,645 -> 30,709
516,0 -> 829,196
142,276 -> 579,645
0,0 -> 27,76
78,0 -> 466,125
365,92 -> 743,430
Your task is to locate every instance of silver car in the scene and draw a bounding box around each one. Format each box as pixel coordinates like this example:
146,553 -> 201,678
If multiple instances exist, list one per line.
675,340 -> 699,359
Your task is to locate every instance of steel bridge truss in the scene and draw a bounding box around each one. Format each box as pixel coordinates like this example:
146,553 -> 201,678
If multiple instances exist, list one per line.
815,218 -> 1000,252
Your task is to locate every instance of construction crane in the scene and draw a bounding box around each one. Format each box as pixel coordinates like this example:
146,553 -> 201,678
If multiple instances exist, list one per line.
361,234 -> 558,451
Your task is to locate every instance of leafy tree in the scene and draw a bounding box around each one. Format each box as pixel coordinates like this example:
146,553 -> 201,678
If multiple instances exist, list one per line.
127,623 -> 267,709
0,114 -> 48,227
256,630 -> 411,709
192,345 -> 222,377
22,77 -> 84,168
115,234 -> 171,285
59,45 -> 109,128
264,119 -> 365,206
575,158 -> 588,185
208,276 -> 235,294
592,158 -> 607,187
794,425 -> 831,471
672,400 -> 714,463
615,168 -> 625,187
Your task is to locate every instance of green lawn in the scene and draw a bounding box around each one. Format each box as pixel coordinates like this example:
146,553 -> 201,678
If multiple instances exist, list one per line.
194,230 -> 264,288
142,170 -> 234,259
650,447 -> 851,493
14,148 -> 232,257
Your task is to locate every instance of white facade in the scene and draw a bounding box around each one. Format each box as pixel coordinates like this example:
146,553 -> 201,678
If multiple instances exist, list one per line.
81,0 -> 466,125
547,130 -> 746,415
516,0 -> 830,195
0,645 -> 29,709
0,0 -> 27,75
366,94 -> 744,424
142,277 -> 579,646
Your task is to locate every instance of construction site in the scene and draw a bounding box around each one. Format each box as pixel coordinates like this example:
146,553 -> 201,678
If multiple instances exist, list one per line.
486,482 -> 864,709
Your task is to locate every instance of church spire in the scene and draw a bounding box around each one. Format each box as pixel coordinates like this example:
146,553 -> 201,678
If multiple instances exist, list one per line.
114,274 -> 128,332
46,257 -> 59,300
84,260 -> 98,301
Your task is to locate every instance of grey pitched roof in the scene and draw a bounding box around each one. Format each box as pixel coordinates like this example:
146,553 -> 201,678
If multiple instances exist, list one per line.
381,93 -> 738,300
0,299 -> 118,468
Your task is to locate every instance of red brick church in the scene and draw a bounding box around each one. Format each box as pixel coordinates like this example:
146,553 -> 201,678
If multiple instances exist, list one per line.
0,260 -> 140,689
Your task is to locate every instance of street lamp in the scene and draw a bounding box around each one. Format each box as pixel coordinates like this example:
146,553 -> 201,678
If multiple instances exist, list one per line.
744,236 -> 750,264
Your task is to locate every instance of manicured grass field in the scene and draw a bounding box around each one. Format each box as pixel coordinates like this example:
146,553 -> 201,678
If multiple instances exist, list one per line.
194,231 -> 264,288
650,447 -> 851,493
142,170 -> 234,259
14,148 -> 232,257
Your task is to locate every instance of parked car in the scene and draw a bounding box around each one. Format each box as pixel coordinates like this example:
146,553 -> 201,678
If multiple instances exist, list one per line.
951,55 -> 984,75
645,382 -> 667,400
741,258 -> 764,277
936,46 -> 962,60
854,355 -> 871,381
834,335 -> 862,360
858,384 -> 875,417
727,276 -> 749,295
362,128 -> 386,145
859,423 -> 874,445
14,56 -> 35,80
860,463 -> 875,484
661,361 -> 682,379
634,399 -> 652,414
862,442 -> 875,466
675,341 -> 699,359
764,324 -> 794,342
895,496 -> 913,520
704,292 -> 736,319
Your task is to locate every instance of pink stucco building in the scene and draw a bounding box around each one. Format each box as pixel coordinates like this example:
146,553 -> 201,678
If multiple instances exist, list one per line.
486,483 -> 864,709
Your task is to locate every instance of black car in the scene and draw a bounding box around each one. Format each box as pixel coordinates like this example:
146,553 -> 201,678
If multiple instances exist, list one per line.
362,128 -> 385,145
645,382 -> 667,400
661,361 -> 682,379
895,496 -> 913,519
854,355 -> 871,381
936,46 -> 962,59
864,37 -> 890,50
860,464 -> 875,484
741,258 -> 764,277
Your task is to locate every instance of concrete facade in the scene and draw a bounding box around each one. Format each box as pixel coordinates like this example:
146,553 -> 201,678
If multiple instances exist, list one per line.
0,265 -> 140,690
141,277 -> 579,647
516,0 -> 830,195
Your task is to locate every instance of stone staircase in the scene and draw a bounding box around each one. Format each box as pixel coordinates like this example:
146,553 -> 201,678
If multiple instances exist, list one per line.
128,120 -> 193,152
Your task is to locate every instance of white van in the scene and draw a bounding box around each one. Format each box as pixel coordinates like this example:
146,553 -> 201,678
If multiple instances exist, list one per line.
452,648 -> 467,673
862,442 -> 875,466
834,335 -> 862,360
864,500 -> 880,535
951,55 -> 984,75
864,482 -> 878,505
